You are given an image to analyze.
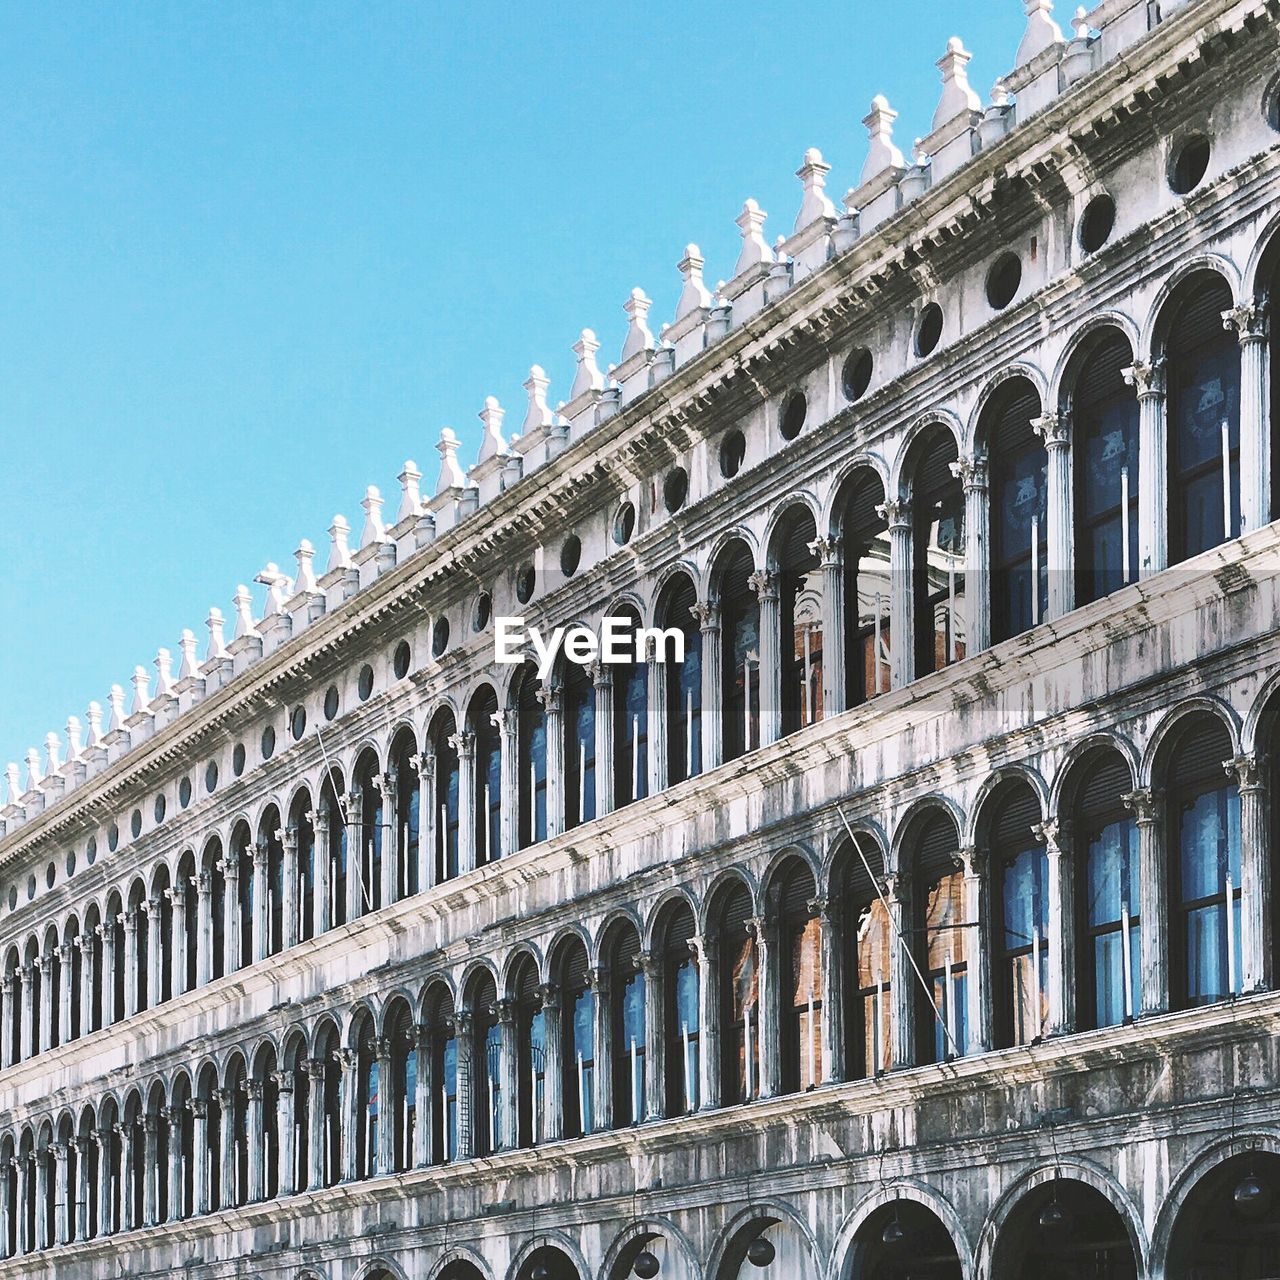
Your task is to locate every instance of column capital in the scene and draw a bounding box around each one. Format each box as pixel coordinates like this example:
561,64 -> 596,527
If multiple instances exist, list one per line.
450,729 -> 477,758
637,949 -> 660,980
1226,753 -> 1267,792
51,1140 -> 68,1161
949,454 -> 989,492
93,1125 -> 114,1146
1223,299 -> 1269,344
161,1105 -> 184,1126
334,1047 -> 358,1072
1032,818 -> 1072,856
806,895 -> 832,923
1122,787 -> 1161,826
374,1036 -> 393,1060
691,600 -> 720,631
536,981 -> 561,1011
246,1080 -> 264,1102
76,934 -> 94,956
215,1085 -> 236,1107
747,569 -> 778,602
71,1135 -> 89,1157
954,844 -> 988,877
590,661 -> 613,690
56,941 -> 74,964
282,824 -> 299,852
253,839 -> 270,868
1122,357 -> 1166,399
807,535 -> 842,568
188,1098 -> 208,1120
535,686 -> 561,714
455,1009 -> 474,1036
143,1113 -> 158,1135
745,914 -> 769,943
490,709 -> 518,740
37,954 -> 52,977
875,497 -> 912,529
588,965 -> 611,996
196,869 -> 212,895
496,998 -> 517,1027
271,1070 -> 294,1093
688,931 -> 717,965
882,871 -> 911,901
305,1057 -> 327,1081
1031,412 -> 1071,448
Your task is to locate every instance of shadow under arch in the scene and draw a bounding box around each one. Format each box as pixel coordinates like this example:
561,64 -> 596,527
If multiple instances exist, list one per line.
833,1184 -> 969,1280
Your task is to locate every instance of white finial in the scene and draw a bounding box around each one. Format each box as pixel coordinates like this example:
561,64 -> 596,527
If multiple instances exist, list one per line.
5,763 -> 20,804
130,665 -> 151,715
933,37 -> 981,130
435,428 -> 466,494
477,398 -> 508,464
294,540 -> 319,593
861,96 -> 905,184
1016,0 -> 1064,67
795,147 -> 835,231
620,289 -> 655,362
85,702 -> 103,748
327,516 -> 352,573
25,748 -> 42,790
397,460 -> 423,521
989,77 -> 1011,108
107,685 -> 126,733
154,648 -> 175,696
522,366 -> 554,435
675,245 -> 712,321
65,716 -> 83,761
232,585 -> 258,640
206,607 -> 229,660
569,330 -> 604,400
1072,6 -> 1089,39
733,200 -> 773,277
360,486 -> 387,549
178,630 -> 200,679
255,564 -> 292,614
44,732 -> 61,774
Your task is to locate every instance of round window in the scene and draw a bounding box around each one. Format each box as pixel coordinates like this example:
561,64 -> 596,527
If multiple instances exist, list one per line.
179,776 -> 192,809
261,725 -> 276,760
663,468 -> 689,514
1169,135 -> 1210,195
560,536 -> 581,578
719,429 -> 747,478
25,876 -> 35,902
393,640 -> 411,679
516,564 -> 536,604
986,253 -> 1022,311
45,863 -> 55,890
613,502 -> 636,546
1268,75 -> 1280,132
779,392 -> 807,441
153,793 -> 166,824
291,706 -> 307,741
86,836 -> 98,866
431,618 -> 450,659
65,849 -> 76,878
842,348 -> 873,402
358,664 -> 375,699
915,303 -> 944,357
205,761 -> 219,794
1078,194 -> 1116,254
324,685 -> 340,720
108,822 -> 119,852
473,593 -> 492,633
130,809 -> 142,839
6,887 -> 15,911
232,743 -> 246,777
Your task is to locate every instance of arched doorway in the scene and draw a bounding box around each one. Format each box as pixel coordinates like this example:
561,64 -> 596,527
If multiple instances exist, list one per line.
516,1244 -> 581,1280
992,1177 -> 1136,1280
845,1198 -> 963,1280
1167,1150 -> 1280,1280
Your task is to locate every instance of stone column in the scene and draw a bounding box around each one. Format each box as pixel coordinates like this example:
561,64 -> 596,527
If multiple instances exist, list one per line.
1033,411 -> 1074,619
282,827 -> 299,950
878,500 -> 914,689
379,772 -> 399,906
453,733 -> 477,873
168,888 -> 187,998
749,570 -> 780,747
221,856 -> 241,974
119,1122 -> 136,1231
813,897 -> 843,1084
95,1126 -> 113,1233
1225,300 -> 1270,533
1124,788 -> 1168,1015
375,1037 -> 394,1174
691,933 -> 719,1111
77,936 -> 96,1037
949,455 -> 990,655
217,1088 -> 236,1208
1123,359 -> 1167,577
639,952 -> 663,1121
1,975 -> 14,1068
101,924 -> 117,1025
695,602 -> 723,770
306,1060 -> 326,1190
20,964 -> 34,1058
537,689 -> 564,838
273,1073 -> 295,1197
195,872 -> 212,987
492,713 -> 517,860
540,984 -> 564,1141
415,1025 -> 435,1166
958,847 -> 994,1053
455,1012 -> 474,1159
142,1115 -> 158,1226
883,872 -> 913,1069
145,896 -> 163,1006
337,1049 -> 358,1182
16,1154 -> 29,1252
593,664 -> 615,817
163,1107 -> 182,1221
497,1004 -> 517,1152
813,537 -> 846,717
252,840 -> 269,961
646,654 -> 667,796
57,944 -> 73,1045
53,1142 -> 68,1245
74,1137 -> 90,1239
748,917 -> 777,1096
245,1081 -> 265,1201
312,809 -> 332,935
122,909 -> 140,1018
590,966 -> 612,1133
0,1156 -> 10,1256
1228,755 -> 1271,992
35,1146 -> 48,1249
190,1101 -> 209,1216
1035,819 -> 1076,1035
346,790 -> 365,922
37,956 -> 53,1052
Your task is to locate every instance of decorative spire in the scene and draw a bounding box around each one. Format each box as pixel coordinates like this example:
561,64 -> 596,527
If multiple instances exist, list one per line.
107,685 -> 127,733
733,200 -> 773,277
255,564 -> 292,614
154,648 -> 175,697
360,486 -> 387,548
232,585 -> 258,641
65,716 -> 83,761
5,763 -> 20,804
1071,6 -> 1089,40
477,398 -> 508,463
24,749 -> 41,791
620,289 -> 655,362
522,366 -> 554,435
860,96 -> 905,185
44,732 -> 61,774
206,607 -> 230,661
294,540 -> 319,593
1015,0 -> 1064,67
178,630 -> 200,679
130,665 -> 151,715
933,38 -> 981,129
85,702 -> 103,748
990,78 -> 1011,109
397,460 -> 423,521
794,148 -> 835,231
569,330 -> 604,400
675,245 -> 712,321
435,428 -> 466,494
327,516 -> 353,573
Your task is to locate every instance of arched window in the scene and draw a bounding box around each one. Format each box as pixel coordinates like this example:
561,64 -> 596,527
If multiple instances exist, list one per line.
1070,331 -> 1140,603
908,813 -> 968,1064
423,987 -> 457,1163
389,732 -> 421,898
1165,714 -> 1241,1008
987,379 -> 1048,642
1166,274 -> 1241,564
354,1016 -> 377,1179
562,661 -> 597,829
718,544 -> 760,762
775,860 -> 821,1094
469,688 -> 502,866
204,844 -> 225,981
469,974 -> 500,1157
109,899 -> 126,1022
908,430 -> 965,677
313,1023 -> 342,1187
255,1052 -> 279,1200
1070,750 -> 1140,1029
385,1000 -> 416,1172
836,470 -> 891,705
774,509 -> 823,735
847,843 -> 891,1077
660,903 -> 699,1116
605,922 -> 644,1127
657,573 -> 702,785
612,606 -> 649,808
511,955 -> 545,1147
233,822 -> 254,968
289,795 -> 316,943
557,939 -> 594,1138
257,808 -> 283,957
988,781 -> 1048,1048
716,882 -> 759,1105
428,711 -> 460,881
225,1057 -> 249,1206
515,670 -> 547,848
129,882 -> 148,1013
353,752 -> 382,917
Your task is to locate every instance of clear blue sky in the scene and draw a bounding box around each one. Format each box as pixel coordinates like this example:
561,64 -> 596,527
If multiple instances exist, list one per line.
0,1 -> 1032,774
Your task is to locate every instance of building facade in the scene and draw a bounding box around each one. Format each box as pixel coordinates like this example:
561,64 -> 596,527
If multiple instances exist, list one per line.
2,1 -> 1280,1277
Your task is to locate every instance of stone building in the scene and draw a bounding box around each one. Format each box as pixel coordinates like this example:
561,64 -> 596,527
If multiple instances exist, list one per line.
2,0 -> 1280,1276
